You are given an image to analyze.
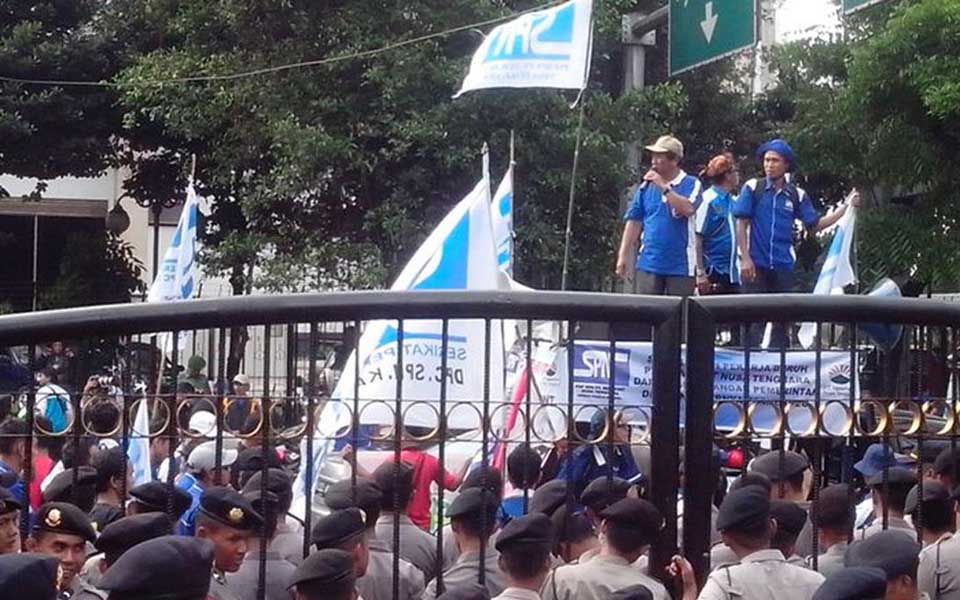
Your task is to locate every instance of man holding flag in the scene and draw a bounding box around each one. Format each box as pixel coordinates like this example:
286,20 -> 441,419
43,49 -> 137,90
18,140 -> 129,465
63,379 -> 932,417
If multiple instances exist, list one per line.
733,139 -> 860,348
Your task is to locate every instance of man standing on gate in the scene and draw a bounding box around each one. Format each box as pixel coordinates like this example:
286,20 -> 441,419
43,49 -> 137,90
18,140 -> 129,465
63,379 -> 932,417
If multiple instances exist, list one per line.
733,139 -> 859,347
616,135 -> 703,296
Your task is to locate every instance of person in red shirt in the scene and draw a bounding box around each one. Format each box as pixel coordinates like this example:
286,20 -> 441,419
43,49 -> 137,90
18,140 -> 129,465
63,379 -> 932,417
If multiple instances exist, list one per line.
30,416 -> 62,511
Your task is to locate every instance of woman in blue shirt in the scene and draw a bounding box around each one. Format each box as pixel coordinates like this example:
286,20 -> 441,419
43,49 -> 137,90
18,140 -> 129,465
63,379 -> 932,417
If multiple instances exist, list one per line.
695,153 -> 741,295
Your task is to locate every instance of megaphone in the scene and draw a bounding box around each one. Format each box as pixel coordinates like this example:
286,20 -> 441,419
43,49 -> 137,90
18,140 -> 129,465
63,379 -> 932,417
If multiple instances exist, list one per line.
859,278 -> 904,351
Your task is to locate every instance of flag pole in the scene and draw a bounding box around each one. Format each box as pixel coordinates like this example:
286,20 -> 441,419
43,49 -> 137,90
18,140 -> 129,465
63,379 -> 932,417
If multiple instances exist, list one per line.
560,96 -> 587,291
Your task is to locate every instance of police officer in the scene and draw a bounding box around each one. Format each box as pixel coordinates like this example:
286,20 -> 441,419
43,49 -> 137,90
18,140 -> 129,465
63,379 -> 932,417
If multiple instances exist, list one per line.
98,535 -> 215,600
372,460 -> 438,580
859,467 -> 917,540
492,513 -> 554,600
770,501 -> 807,566
0,552 -> 60,600
579,476 -> 631,528
611,585 -> 654,600
697,486 -> 824,600
0,485 -> 23,554
915,483 -> 959,600
442,466 -> 504,570
310,507 -> 369,588
27,502 -> 98,598
809,483 -> 855,577
75,513 -> 173,600
42,467 -> 98,513
710,472 -> 771,571
542,498 -> 669,600
324,478 -> 425,600
424,487 -> 506,600
550,506 -> 598,565
194,486 -> 263,600
241,468 -> 303,565
126,481 -> 192,519
811,567 -> 888,600
845,530 -> 922,600
748,451 -> 815,557
286,548 -> 357,600
436,584 -> 491,600
227,490 -> 296,600
733,139 -> 859,348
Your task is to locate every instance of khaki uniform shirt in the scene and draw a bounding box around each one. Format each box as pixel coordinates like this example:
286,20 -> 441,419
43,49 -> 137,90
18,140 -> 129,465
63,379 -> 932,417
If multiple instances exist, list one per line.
423,546 -> 506,600
857,516 -> 915,540
376,513 -> 439,581
226,550 -> 296,600
358,536 -> 425,600
697,549 -> 824,600
809,542 -> 847,579
209,570 -> 242,600
271,520 -> 306,566
919,532 -> 960,600
541,553 -> 670,600
493,587 -> 542,600
72,583 -> 108,600
710,543 -> 739,572
792,502 -> 814,559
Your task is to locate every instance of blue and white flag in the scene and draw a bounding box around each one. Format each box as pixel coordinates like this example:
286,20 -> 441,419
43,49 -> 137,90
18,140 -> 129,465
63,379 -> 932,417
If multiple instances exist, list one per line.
492,166 -> 514,275
292,161 -> 506,505
148,185 -> 200,303
798,200 -> 858,349
127,395 -> 153,486
455,0 -> 593,97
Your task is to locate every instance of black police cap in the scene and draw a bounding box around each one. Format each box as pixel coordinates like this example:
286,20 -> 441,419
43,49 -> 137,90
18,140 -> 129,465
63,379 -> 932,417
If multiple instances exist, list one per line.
530,480 -> 568,517
100,535 -> 214,600
462,465 -> 504,495
812,567 -> 888,600
129,481 -> 193,517
610,584 -> 655,600
89,503 -> 124,535
905,480 -> 951,515
933,446 -> 959,476
749,450 -> 809,482
0,553 -> 59,600
242,468 -> 294,502
33,502 -> 97,543
844,530 -> 922,578
716,485 -> 770,533
580,477 -> 630,511
599,498 -> 663,537
551,507 -> 596,544
866,467 -> 917,488
96,513 -> 173,564
311,507 -> 366,549
372,461 -> 415,509
770,501 -> 808,537
0,486 -> 22,514
325,477 -> 383,512
495,512 -> 553,552
447,487 -> 499,520
288,548 -> 355,588
198,486 -> 263,531
42,466 -> 97,512
435,582 -> 491,600
813,484 -> 855,529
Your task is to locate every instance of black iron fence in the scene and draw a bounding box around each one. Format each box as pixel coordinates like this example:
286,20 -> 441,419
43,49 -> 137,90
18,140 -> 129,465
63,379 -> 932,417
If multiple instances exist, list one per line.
0,292 -> 957,598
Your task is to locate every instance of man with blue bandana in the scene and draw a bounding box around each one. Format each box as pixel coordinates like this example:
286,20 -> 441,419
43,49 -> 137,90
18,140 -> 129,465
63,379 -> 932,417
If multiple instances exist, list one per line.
617,135 -> 703,296
733,139 -> 859,347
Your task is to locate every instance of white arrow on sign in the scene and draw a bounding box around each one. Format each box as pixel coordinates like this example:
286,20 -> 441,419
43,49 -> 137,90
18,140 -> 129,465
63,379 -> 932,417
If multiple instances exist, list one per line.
700,1 -> 719,43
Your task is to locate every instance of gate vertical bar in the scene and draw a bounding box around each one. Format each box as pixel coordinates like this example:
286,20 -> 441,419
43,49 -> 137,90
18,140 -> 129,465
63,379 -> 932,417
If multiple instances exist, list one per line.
684,300 -> 715,585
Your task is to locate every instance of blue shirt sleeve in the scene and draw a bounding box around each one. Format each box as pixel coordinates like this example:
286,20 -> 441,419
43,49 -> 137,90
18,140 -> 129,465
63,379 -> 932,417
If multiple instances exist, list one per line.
624,185 -> 645,222
732,182 -> 756,218
795,189 -> 820,228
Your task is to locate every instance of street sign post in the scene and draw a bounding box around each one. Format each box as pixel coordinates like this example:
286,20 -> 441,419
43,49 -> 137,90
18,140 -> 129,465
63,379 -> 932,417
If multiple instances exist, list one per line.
842,0 -> 887,15
669,0 -> 757,76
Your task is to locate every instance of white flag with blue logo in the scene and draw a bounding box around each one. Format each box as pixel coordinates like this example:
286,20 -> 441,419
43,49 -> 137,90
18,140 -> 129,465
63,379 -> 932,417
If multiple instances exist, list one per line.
127,394 -> 153,485
291,166 -> 506,506
798,202 -> 858,349
147,185 -> 200,303
455,0 -> 593,97
492,166 -> 514,275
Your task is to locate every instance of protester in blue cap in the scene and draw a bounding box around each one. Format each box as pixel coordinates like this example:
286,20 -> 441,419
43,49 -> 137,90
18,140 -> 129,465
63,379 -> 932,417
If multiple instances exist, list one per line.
854,443 -> 915,480
732,139 -> 861,348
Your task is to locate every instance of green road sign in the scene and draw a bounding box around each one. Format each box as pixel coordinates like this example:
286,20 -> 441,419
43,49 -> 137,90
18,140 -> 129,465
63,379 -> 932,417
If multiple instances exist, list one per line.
842,0 -> 886,15
669,0 -> 757,76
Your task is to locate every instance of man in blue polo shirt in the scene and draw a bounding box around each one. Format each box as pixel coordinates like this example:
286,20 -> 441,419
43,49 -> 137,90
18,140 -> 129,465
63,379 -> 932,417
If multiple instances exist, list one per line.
734,139 -> 859,347
616,135 -> 703,296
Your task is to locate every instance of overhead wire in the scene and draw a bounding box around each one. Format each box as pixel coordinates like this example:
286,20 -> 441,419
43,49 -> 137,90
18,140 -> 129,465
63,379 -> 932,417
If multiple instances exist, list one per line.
0,1 -> 562,88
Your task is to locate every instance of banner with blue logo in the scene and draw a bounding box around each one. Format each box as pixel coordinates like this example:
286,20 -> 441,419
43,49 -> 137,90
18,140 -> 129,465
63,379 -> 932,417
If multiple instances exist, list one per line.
147,185 -> 200,303
455,0 -> 593,97
491,166 -> 514,275
544,342 -> 856,432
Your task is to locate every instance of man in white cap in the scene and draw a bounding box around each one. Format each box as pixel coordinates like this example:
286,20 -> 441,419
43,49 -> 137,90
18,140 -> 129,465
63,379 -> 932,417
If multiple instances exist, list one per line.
616,134 -> 703,296
177,440 -> 238,535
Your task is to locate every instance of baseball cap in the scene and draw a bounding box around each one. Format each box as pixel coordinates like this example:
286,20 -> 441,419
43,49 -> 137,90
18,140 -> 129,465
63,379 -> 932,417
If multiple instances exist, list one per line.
645,135 -> 683,158
187,440 -> 238,472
